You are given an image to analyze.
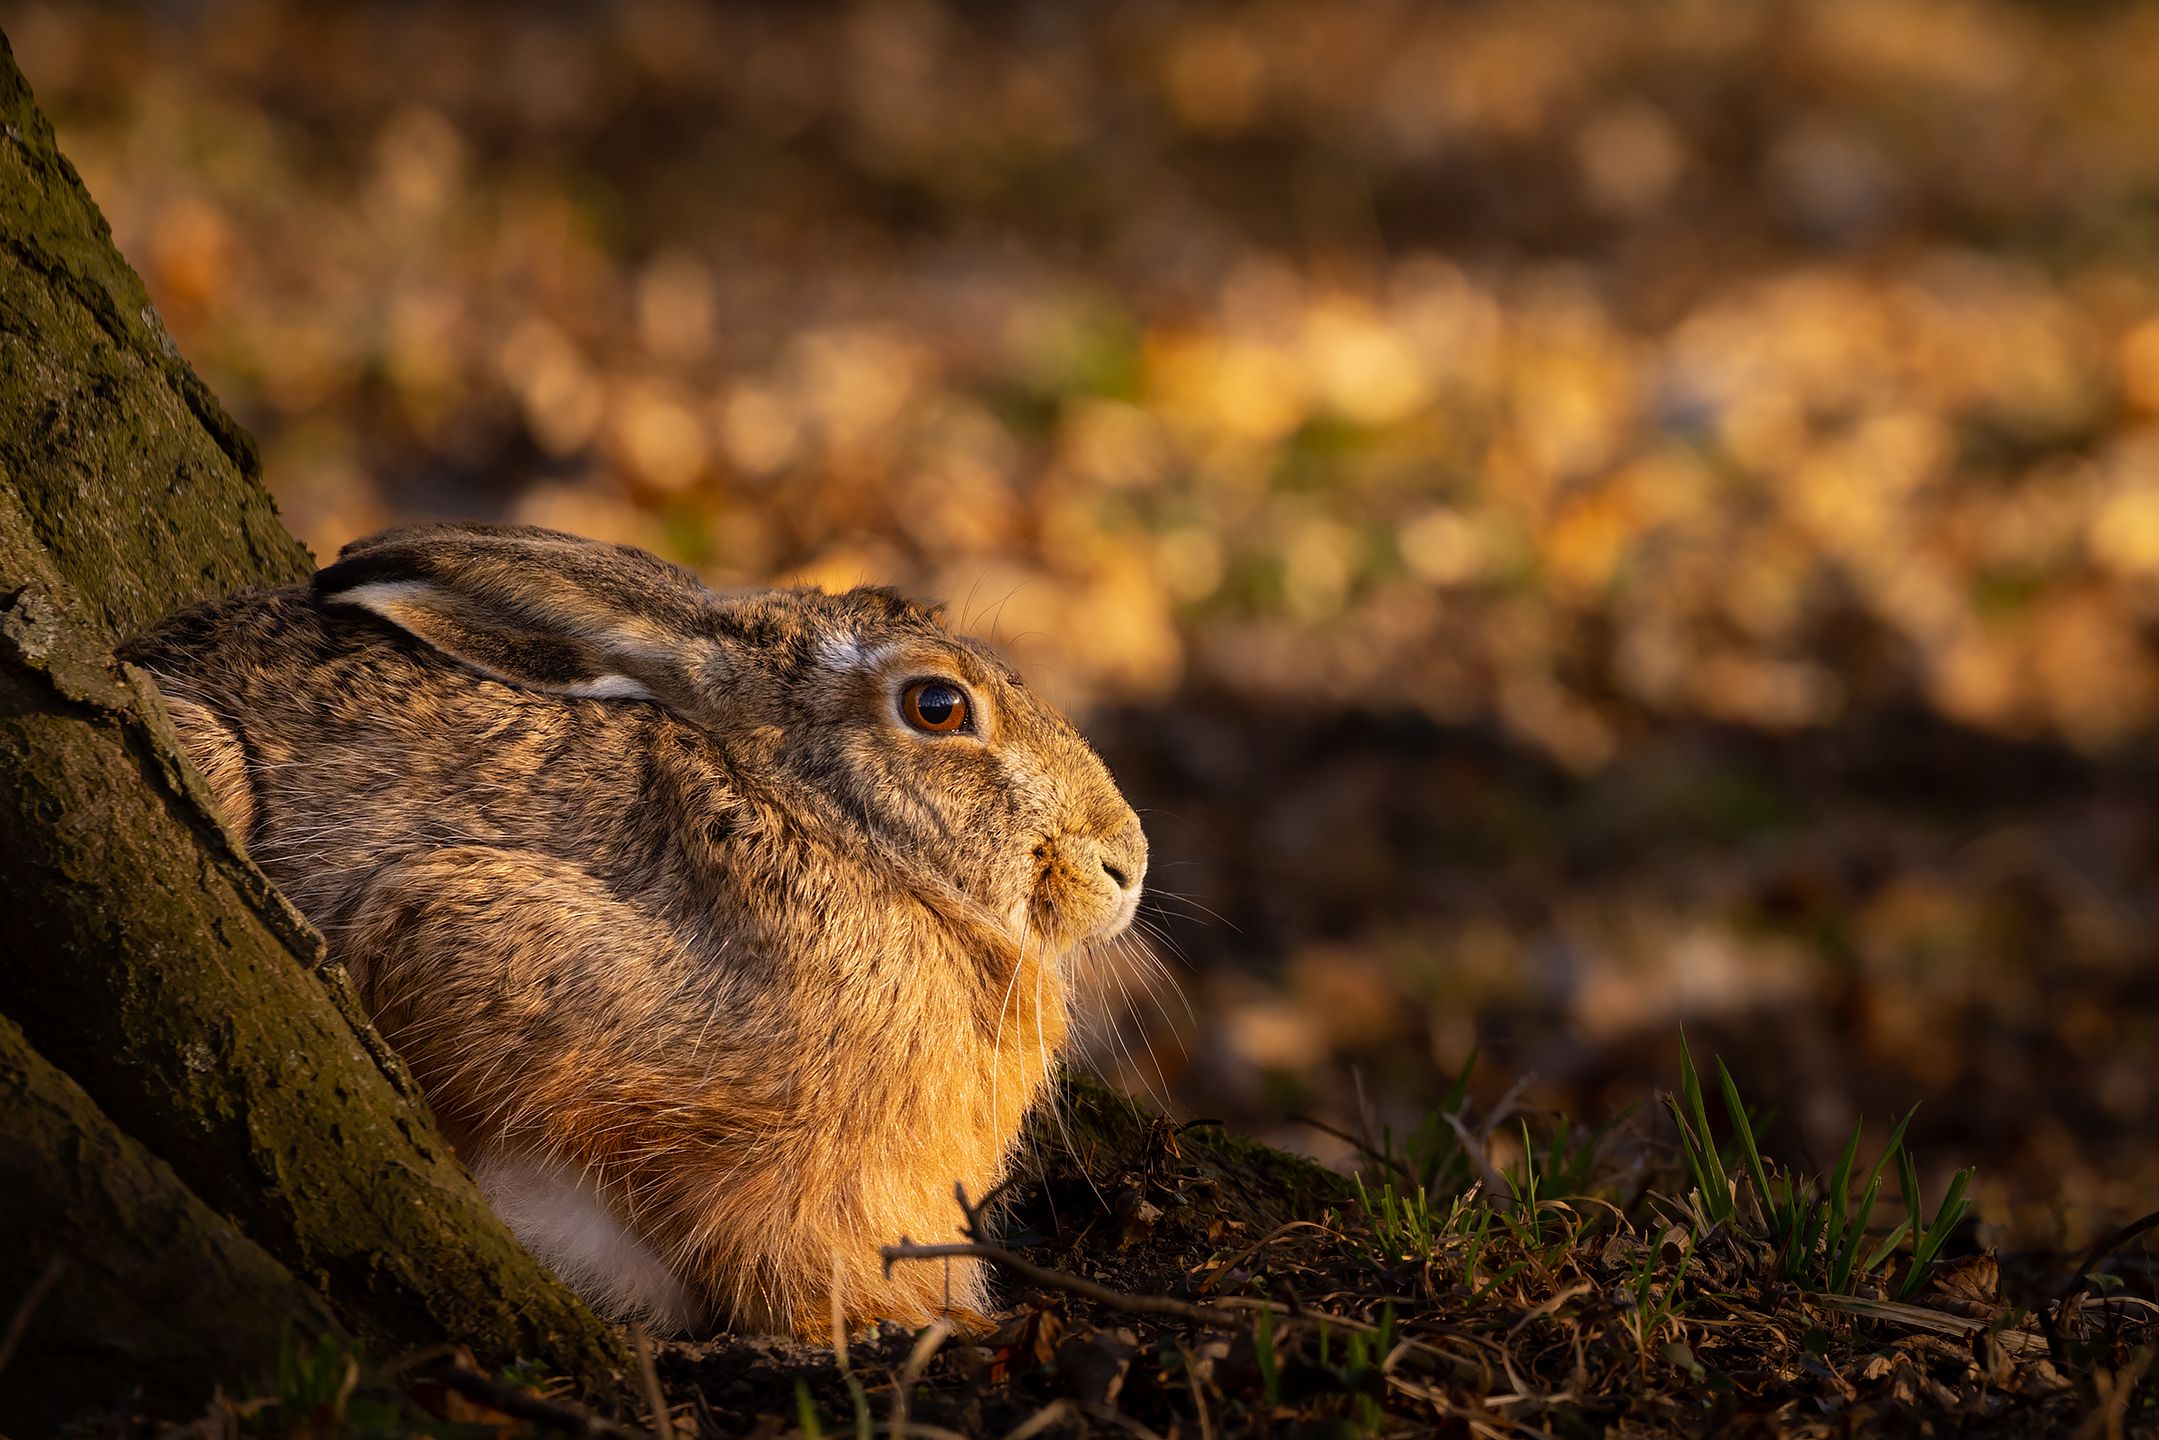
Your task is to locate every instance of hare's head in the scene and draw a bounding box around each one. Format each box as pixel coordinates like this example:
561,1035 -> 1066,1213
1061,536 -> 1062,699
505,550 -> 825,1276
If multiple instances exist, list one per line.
315,524 -> 1147,956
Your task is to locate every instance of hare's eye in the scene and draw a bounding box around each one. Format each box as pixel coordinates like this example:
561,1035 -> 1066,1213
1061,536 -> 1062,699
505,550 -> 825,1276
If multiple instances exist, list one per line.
900,679 -> 970,734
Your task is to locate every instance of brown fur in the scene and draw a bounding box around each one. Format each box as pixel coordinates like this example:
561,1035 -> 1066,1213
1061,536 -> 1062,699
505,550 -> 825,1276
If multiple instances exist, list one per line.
121,524 -> 1147,1336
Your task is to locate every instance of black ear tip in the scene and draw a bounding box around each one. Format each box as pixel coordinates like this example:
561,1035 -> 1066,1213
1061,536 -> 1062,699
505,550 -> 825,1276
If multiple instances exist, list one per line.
316,523 -> 496,595
327,523 -> 439,563
330,533 -> 388,563
314,547 -> 418,600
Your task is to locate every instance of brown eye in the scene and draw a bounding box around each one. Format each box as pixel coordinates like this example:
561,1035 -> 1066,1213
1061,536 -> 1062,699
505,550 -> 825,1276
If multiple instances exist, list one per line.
900,679 -> 970,734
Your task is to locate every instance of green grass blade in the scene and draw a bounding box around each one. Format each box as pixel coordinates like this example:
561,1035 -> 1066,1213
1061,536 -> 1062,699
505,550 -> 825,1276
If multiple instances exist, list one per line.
1848,1106 -> 1915,1277
1893,1144 -> 1925,1291
1829,1162 -> 1892,1293
1863,1218 -> 1912,1275
1923,1170 -> 1974,1261
1716,1058 -> 1774,1224
1821,1121 -> 1863,1269
847,1373 -> 871,1440
1676,1033 -> 1731,1220
1443,1048 -> 1476,1111
1784,1199 -> 1824,1281
1897,1166 -> 1975,1300
1871,1108 -> 1917,1192
1413,1048 -> 1480,1192
1665,1095 -> 1712,1207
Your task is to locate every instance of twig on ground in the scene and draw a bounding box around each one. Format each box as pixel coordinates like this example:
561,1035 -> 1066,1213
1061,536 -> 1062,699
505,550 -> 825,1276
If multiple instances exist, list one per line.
882,1238 -> 1484,1379
954,1176 -> 1029,1242
1808,1292 -> 2054,1364
2052,1207 -> 2159,1307
826,1256 -> 877,1438
631,1324 -> 674,1440
1288,1113 -> 1415,1188
1081,1398 -> 1169,1440
1190,1220 -> 1345,1296
890,1316 -> 953,1440
423,1362 -> 643,1439
1172,1339 -> 1215,1440
1000,1398 -> 1078,1440
886,1239 -> 1258,1328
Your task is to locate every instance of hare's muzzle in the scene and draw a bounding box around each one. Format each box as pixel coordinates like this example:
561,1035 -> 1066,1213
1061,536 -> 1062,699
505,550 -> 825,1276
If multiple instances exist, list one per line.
1065,815 -> 1148,942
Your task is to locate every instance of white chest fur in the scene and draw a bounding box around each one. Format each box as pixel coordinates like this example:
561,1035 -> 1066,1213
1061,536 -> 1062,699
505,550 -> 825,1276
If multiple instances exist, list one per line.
472,1147 -> 705,1333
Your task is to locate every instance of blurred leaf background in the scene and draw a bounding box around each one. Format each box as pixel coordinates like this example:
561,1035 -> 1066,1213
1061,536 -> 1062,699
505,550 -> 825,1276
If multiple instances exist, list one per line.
14,0 -> 2159,1250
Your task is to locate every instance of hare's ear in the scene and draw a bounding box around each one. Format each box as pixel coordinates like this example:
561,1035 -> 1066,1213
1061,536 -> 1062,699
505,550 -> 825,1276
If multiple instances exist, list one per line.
314,524 -> 722,702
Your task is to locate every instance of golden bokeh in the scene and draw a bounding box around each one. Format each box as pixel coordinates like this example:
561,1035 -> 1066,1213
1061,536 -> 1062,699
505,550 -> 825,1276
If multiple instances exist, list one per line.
17,0 -> 2159,1243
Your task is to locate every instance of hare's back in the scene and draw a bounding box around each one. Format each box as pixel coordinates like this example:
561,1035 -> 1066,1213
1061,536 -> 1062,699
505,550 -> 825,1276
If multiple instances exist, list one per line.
128,587 -> 677,914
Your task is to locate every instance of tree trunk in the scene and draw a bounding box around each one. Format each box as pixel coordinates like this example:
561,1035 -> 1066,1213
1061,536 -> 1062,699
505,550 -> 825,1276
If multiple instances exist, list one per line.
0,1015 -> 344,1434
0,27 -> 624,1428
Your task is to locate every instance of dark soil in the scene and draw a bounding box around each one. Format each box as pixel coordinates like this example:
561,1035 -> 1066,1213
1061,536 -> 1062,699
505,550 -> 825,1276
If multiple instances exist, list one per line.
638,1081 -> 2158,1440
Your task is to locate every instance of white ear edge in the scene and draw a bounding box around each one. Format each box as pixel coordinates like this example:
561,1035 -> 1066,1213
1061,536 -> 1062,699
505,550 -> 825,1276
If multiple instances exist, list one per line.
556,673 -> 655,700
324,577 -> 656,700
320,577 -> 448,621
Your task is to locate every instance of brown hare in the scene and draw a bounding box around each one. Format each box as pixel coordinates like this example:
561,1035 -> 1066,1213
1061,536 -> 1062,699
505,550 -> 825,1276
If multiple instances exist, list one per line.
123,523 -> 1148,1337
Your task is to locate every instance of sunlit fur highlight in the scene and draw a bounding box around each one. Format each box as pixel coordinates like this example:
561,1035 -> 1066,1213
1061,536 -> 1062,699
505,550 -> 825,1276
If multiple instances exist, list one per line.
124,523 -> 1148,1336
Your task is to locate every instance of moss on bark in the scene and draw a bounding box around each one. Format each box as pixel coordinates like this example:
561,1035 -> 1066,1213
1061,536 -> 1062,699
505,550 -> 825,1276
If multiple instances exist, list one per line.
0,26 -> 626,1416
0,610 -> 623,1384
0,31 -> 311,647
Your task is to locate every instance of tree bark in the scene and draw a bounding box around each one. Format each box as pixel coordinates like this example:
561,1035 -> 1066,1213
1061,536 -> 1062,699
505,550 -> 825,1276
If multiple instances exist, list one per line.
0,1015 -> 344,1435
0,27 -> 624,1427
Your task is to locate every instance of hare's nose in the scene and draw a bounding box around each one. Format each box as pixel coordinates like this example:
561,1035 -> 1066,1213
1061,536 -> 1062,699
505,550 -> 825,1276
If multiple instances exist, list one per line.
1096,819 -> 1147,895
